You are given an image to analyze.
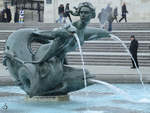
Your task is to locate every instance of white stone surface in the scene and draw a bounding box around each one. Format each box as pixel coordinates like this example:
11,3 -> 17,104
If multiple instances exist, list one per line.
44,0 -> 56,23
0,1 -> 3,10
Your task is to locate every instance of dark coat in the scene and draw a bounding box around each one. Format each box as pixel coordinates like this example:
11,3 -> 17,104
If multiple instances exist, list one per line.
58,5 -> 64,14
14,11 -> 19,23
2,8 -> 12,22
122,4 -> 128,17
114,8 -> 118,16
129,39 -> 138,57
5,8 -> 12,22
65,5 -> 70,15
2,9 -> 6,22
0,11 -> 2,22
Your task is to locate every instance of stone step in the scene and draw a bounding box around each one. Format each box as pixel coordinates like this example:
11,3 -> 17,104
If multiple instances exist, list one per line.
0,23 -> 149,31
0,52 -> 149,66
67,55 -> 150,61
67,57 -> 150,66
0,23 -> 149,30
98,26 -> 150,30
67,56 -> 150,61
1,48 -> 149,53
0,31 -> 150,41
68,62 -> 150,66
1,34 -> 149,41
0,59 -> 149,66
116,32 -> 150,35
70,58 -> 150,62
77,49 -> 150,53
67,62 -> 150,66
0,23 -> 60,30
1,41 -> 150,53
66,52 -> 150,66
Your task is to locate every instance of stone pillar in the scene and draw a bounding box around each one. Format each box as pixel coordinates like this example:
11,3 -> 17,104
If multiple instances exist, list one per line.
0,1 -> 4,10
44,0 -> 55,23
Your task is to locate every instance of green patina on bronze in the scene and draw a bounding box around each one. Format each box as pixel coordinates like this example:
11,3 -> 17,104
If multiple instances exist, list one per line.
3,2 -> 110,97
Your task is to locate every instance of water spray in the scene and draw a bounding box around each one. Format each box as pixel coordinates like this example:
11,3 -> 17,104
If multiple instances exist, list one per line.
110,34 -> 145,90
64,20 -> 87,88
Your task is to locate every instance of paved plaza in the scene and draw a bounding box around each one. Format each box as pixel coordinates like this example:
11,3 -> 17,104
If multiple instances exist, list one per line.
0,64 -> 150,85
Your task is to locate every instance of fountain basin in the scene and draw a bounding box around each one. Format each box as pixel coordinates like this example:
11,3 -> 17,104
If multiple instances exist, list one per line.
0,84 -> 150,113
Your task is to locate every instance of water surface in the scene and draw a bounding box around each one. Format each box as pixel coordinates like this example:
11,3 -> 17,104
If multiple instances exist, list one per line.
0,84 -> 150,113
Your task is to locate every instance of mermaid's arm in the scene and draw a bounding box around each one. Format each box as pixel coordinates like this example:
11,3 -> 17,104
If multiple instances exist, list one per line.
32,30 -> 57,40
84,27 -> 111,41
25,26 -> 76,64
32,28 -> 74,40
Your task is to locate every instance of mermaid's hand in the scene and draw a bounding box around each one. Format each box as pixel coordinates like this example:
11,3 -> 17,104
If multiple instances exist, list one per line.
64,23 -> 77,34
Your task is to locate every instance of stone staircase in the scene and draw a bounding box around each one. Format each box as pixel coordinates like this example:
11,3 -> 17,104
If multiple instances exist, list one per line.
92,22 -> 150,30
0,22 -> 150,67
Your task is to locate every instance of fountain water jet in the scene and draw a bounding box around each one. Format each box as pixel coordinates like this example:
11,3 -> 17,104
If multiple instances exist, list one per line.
71,23 -> 134,103
74,33 -> 87,87
64,20 -> 87,88
64,17 -> 147,103
89,79 -> 133,101
110,34 -> 145,90
71,22 -> 148,103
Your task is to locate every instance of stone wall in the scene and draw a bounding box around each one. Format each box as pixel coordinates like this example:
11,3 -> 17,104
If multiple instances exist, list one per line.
0,1 -> 4,10
44,0 -> 150,23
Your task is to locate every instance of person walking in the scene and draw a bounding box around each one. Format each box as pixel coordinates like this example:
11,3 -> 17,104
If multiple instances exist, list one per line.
56,4 -> 64,23
113,7 -> 118,23
64,3 -> 72,23
37,2 -> 41,22
105,4 -> 113,31
98,8 -> 106,29
119,2 -> 128,22
129,35 -> 139,69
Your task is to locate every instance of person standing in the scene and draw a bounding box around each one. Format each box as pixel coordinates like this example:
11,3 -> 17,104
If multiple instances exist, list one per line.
56,4 -> 64,23
5,6 -> 12,22
14,8 -> 19,23
129,35 -> 139,69
119,2 -> 128,22
19,8 -> 24,23
64,3 -> 72,23
37,2 -> 41,22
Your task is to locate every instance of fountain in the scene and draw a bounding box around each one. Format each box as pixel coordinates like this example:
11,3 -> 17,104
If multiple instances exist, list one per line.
3,2 -> 110,97
1,2 -> 150,113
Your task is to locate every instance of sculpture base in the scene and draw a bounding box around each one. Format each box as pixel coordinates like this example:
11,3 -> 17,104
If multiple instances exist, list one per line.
25,95 -> 70,102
